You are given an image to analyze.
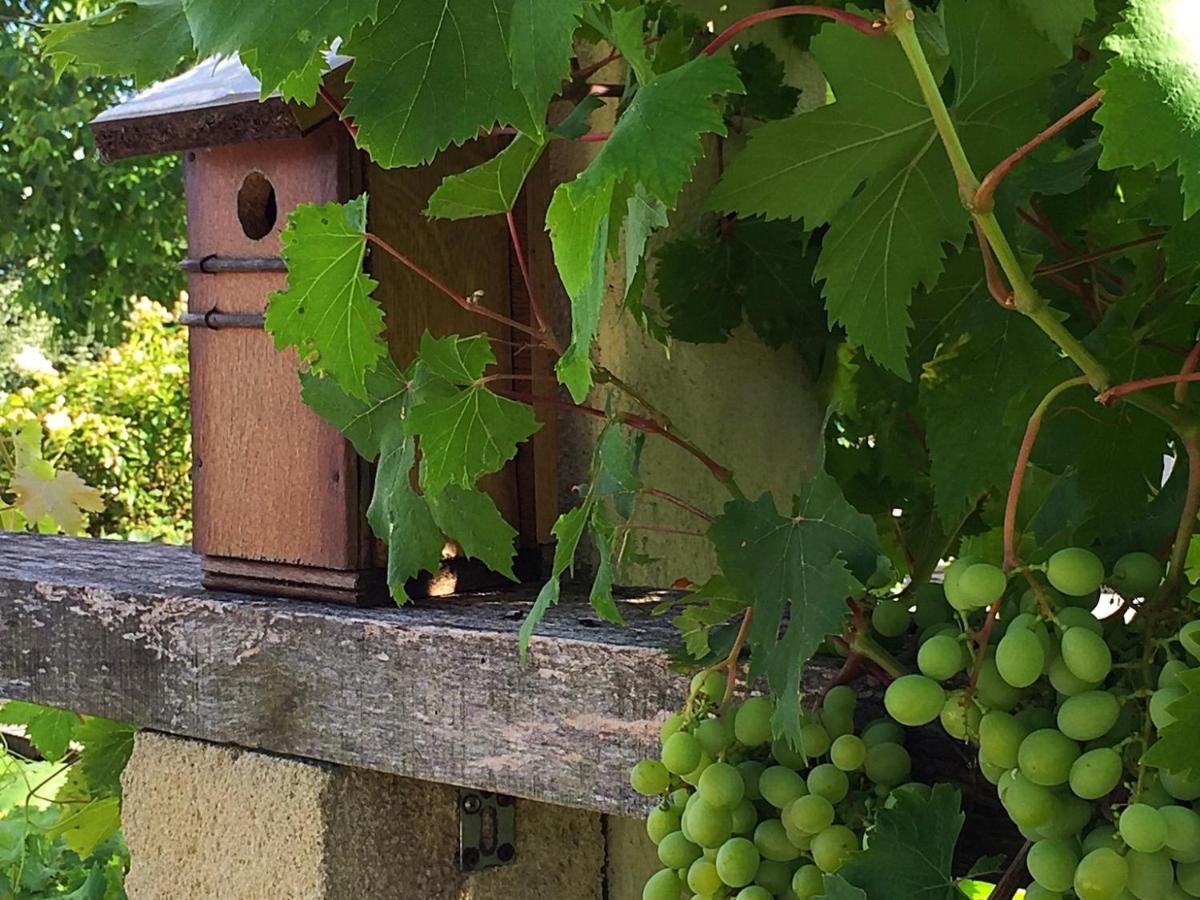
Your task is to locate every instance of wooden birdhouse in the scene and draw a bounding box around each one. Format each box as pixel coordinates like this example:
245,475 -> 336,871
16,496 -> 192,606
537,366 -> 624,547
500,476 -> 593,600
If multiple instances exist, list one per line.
91,58 -> 558,605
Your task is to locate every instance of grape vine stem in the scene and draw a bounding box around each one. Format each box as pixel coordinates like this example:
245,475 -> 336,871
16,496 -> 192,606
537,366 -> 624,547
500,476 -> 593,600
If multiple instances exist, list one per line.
702,5 -> 885,56
686,608 -> 754,716
1002,376 -> 1090,570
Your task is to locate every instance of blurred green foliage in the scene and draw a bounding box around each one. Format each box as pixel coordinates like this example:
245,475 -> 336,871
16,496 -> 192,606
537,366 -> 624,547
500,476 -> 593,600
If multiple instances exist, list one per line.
0,297 -> 191,542
0,0 -> 186,345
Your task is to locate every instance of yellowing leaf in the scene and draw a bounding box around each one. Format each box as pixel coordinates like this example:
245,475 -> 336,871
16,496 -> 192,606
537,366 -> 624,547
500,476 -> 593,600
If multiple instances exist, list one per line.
10,467 -> 103,535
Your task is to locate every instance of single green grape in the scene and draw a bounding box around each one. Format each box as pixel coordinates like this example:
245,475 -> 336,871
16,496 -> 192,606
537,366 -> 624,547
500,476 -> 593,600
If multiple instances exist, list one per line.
1110,551 -> 1163,597
715,836 -> 760,888
683,798 -> 733,849
1018,729 -> 1080,787
642,867 -> 684,900
736,761 -> 765,801
660,713 -> 686,742
681,752 -> 714,787
734,696 -> 774,747
957,562 -> 1008,608
807,764 -> 850,803
792,863 -> 825,899
1028,837 -> 1080,894
799,722 -> 832,758
783,794 -> 834,835
830,733 -> 867,771
864,741 -> 911,787
1151,685 -> 1186,730
752,818 -> 800,862
944,556 -> 981,610
752,858 -> 791,895
861,719 -> 905,748
646,805 -> 683,844
820,706 -> 854,740
662,731 -> 702,776
632,759 -> 670,796
1015,706 -> 1056,733
1125,848 -> 1174,900
1048,654 -> 1101,697
1120,803 -> 1169,853
939,690 -> 981,741
1179,858 -> 1200,895
1082,824 -> 1121,856
759,766 -> 807,809
1073,848 -> 1128,900
1047,548 -> 1105,597
884,674 -> 945,726
771,737 -> 805,770
810,825 -> 858,873
1022,885 -> 1063,900
686,857 -> 723,895
1039,794 -> 1092,841
872,599 -> 911,637
979,710 -> 1028,770
996,626 -> 1046,688
1161,767 -> 1200,802
977,653 -> 1022,711
917,633 -> 967,681
867,553 -> 897,589
730,799 -> 758,837
823,684 -> 857,717
1060,627 -> 1112,684
1068,747 -> 1123,801
1058,690 -> 1121,742
1001,771 -> 1055,829
698,761 -> 744,809
1162,805 -> 1200,863
1159,659 -> 1188,690
695,717 -> 733,756
734,885 -> 773,900
658,829 -> 703,869
1056,606 -> 1103,635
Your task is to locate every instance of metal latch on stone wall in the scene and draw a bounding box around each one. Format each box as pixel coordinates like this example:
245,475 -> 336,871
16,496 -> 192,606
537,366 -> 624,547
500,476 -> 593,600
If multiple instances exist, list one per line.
457,789 -> 516,871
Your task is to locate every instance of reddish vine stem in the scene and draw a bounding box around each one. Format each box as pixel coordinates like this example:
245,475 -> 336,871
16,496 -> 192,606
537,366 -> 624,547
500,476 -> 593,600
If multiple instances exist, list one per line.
1168,438 -> 1200,586
1035,232 -> 1166,278
1043,270 -> 1090,301
1097,372 -> 1200,406
991,841 -> 1032,900
1003,376 -> 1090,570
1022,201 -> 1126,292
973,220 -> 1013,306
1177,341 -> 1200,404
974,91 -> 1103,211
965,600 -> 1003,694
626,523 -> 707,538
365,232 -> 545,340
642,487 -> 715,523
505,210 -> 561,353
703,5 -> 885,55
317,85 -> 358,140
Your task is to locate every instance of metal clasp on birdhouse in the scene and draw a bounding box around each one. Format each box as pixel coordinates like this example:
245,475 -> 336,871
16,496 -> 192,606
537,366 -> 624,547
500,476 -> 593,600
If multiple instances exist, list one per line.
457,789 -> 516,871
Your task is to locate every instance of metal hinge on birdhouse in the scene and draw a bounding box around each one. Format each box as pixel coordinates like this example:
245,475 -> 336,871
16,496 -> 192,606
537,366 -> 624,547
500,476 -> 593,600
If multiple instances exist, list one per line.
457,789 -> 516,871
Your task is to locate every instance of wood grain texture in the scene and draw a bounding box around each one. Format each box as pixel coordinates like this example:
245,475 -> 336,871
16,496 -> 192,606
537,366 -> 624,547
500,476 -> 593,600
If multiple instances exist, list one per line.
186,123 -> 366,573
0,533 -> 1023,861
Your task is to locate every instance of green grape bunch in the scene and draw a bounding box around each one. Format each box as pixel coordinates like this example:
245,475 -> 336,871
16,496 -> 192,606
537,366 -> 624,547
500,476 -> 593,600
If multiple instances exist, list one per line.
631,674 -> 919,899
877,546 -> 1200,900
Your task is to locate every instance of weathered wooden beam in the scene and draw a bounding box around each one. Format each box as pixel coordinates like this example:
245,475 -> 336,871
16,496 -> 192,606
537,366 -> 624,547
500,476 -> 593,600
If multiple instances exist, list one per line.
0,533 -> 694,816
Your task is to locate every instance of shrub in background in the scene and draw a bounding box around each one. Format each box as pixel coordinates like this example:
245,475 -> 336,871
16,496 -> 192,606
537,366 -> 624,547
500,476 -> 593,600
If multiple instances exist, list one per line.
0,296 -> 191,542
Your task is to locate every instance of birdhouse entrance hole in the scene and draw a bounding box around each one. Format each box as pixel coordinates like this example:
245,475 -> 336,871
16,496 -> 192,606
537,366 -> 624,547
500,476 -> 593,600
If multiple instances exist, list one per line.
236,171 -> 277,240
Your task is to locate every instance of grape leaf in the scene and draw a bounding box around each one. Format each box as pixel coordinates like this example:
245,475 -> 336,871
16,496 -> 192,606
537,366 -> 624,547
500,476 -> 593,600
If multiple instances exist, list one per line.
427,485 -> 517,580
548,52 -> 742,400
0,701 -> 79,762
425,134 -> 547,221
342,0 -> 581,168
1009,0 -> 1096,56
181,0 -> 378,101
671,577 -> 746,660
547,179 -> 616,402
518,501 -> 591,657
583,5 -> 654,85
623,186 -> 668,306
709,478 -> 879,740
299,359 -> 407,460
266,196 -> 387,401
837,784 -> 965,900
9,467 -> 103,535
1144,667 -> 1200,779
41,0 -> 195,87
1096,0 -> 1200,218
919,252 -> 1060,523
75,718 -> 135,798
654,217 -> 823,348
367,429 -> 444,600
711,1 -> 1063,375
46,797 -> 121,858
404,335 -> 541,492
817,877 -> 869,900
731,43 -> 800,120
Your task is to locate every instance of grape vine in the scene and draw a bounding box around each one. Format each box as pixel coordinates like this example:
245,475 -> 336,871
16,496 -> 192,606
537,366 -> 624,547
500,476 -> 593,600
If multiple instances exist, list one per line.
44,0 -> 1200,897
